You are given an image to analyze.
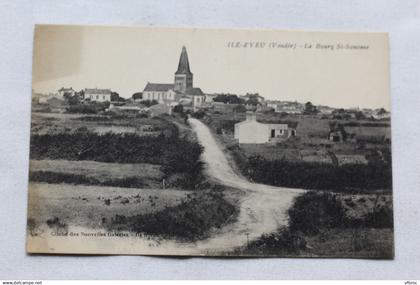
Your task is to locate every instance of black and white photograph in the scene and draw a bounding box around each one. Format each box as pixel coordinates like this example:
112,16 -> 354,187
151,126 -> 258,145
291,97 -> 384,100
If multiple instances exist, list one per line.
26,25 -> 393,258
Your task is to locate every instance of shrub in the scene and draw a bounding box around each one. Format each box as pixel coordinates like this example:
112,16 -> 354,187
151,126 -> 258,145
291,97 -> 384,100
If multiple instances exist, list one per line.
288,192 -> 346,235
173,104 -> 184,113
288,191 -> 393,235
108,189 -> 238,241
66,102 -> 109,114
246,155 -> 392,191
245,228 -> 306,254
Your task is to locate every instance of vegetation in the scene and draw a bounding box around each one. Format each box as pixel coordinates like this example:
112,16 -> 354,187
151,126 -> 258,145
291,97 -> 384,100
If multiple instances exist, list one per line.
111,92 -> 125,102
132,92 -> 143,100
213,94 -> 244,104
244,229 -> 306,255
29,171 -> 146,188
245,155 -> 392,192
173,104 -> 184,113
30,130 -> 204,189
241,191 -> 393,257
141,99 -> 159,107
66,102 -> 110,114
304,101 -> 319,115
107,188 -> 238,241
288,192 -> 393,234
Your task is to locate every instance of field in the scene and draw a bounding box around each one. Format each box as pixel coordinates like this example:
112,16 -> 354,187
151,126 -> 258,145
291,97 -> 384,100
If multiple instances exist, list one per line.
27,182 -> 190,233
30,159 -> 163,188
27,109 -> 240,243
31,112 -> 176,136
204,109 -> 391,164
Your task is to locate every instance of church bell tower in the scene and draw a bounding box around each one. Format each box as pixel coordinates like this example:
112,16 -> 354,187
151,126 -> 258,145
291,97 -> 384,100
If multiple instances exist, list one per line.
174,46 -> 193,93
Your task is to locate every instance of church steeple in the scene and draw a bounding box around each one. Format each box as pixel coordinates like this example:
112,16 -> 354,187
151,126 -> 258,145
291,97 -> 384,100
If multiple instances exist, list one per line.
175,46 -> 192,75
174,46 -> 193,93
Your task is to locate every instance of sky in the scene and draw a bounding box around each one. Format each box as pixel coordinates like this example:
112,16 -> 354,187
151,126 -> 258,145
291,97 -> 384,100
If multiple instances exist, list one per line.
32,25 -> 390,110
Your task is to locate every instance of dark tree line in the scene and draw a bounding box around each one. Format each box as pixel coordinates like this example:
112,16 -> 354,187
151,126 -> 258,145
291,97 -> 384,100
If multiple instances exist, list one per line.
30,131 -> 203,189
246,155 -> 392,191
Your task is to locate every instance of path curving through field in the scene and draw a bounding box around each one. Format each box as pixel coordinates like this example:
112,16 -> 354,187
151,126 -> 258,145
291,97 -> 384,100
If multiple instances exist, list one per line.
185,118 -> 305,253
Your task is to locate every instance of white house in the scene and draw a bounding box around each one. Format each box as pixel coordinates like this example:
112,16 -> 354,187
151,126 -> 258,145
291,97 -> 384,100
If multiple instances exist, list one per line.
84,88 -> 112,102
234,112 -> 296,144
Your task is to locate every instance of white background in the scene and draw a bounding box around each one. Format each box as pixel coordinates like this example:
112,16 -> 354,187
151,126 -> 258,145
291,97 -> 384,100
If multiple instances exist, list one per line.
0,0 -> 419,280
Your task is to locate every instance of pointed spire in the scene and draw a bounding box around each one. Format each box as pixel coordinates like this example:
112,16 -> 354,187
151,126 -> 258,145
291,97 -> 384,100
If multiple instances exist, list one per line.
175,46 -> 192,75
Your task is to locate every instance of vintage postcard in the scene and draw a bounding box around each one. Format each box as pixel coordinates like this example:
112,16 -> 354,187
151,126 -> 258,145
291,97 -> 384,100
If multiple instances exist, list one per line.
27,25 -> 393,257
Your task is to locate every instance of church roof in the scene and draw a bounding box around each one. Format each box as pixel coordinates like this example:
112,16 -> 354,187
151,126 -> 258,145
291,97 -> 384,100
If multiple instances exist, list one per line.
185,87 -> 204,96
175,46 -> 192,75
143,83 -> 175,92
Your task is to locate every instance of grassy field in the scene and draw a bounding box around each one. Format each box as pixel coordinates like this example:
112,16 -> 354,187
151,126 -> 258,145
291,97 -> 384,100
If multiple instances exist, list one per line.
30,159 -> 163,188
31,112 -> 176,136
27,110 -> 241,242
27,182 -> 191,233
204,109 -> 391,163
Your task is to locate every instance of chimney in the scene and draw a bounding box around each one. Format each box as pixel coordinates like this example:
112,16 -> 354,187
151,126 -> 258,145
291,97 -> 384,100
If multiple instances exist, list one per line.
246,112 -> 256,121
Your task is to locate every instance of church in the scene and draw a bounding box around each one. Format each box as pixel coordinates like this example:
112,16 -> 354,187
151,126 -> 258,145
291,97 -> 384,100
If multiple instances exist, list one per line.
142,46 -> 206,109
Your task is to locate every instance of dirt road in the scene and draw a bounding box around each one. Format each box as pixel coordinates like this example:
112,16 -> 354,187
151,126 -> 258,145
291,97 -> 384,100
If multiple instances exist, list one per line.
186,118 -> 305,253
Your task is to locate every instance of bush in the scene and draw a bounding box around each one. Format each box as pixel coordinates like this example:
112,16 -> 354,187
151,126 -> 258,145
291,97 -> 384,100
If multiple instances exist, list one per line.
108,189 -> 238,241
288,192 -> 346,235
245,229 -> 306,254
191,110 -> 206,119
66,102 -> 110,114
246,155 -> 392,191
173,104 -> 184,113
142,100 -> 159,107
288,191 -> 393,236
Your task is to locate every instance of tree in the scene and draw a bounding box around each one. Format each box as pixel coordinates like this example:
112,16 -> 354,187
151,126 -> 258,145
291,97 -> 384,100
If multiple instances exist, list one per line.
142,99 -> 159,107
304,102 -> 319,115
377,108 -> 388,115
132,92 -> 143,100
111,92 -> 125,102
213,94 -> 244,104
354,111 -> 366,120
173,104 -> 184,113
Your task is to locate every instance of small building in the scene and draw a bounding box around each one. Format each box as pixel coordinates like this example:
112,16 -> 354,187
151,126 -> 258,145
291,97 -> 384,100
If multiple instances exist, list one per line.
57,87 -> 75,99
84,88 -> 111,102
234,112 -> 296,144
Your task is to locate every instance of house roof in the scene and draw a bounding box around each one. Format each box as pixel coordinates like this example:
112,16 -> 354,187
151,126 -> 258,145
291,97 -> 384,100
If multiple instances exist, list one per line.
143,83 -> 175,92
59,87 -> 74,92
266,123 -> 289,129
84,88 -> 111,94
236,119 -> 298,129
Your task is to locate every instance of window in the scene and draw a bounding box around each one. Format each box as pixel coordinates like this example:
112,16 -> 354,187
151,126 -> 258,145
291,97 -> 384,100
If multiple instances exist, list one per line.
271,129 -> 275,138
